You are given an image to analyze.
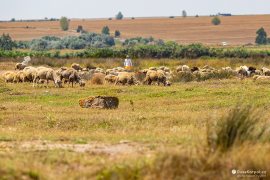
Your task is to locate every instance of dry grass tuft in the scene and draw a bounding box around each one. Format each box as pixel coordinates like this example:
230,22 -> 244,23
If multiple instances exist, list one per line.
207,106 -> 269,152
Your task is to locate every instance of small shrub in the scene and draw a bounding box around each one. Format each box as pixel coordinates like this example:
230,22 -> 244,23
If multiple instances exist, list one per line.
115,30 -> 121,37
169,16 -> 175,19
60,17 -> 69,31
255,27 -> 268,45
182,10 -> 187,18
77,25 -> 83,33
101,26 -> 110,35
212,16 -> 221,25
116,12 -> 124,20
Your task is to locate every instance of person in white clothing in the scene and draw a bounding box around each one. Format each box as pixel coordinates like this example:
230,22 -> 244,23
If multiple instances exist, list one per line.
124,55 -> 133,71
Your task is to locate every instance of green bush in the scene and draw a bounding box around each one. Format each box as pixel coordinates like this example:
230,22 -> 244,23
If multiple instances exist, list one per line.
212,16 -> 221,25
60,17 -> 69,31
101,26 -> 110,35
116,12 -> 124,20
30,39 -> 49,51
115,30 -> 121,37
255,27 -> 268,45
182,10 -> 187,18
77,25 -> 83,33
15,41 -> 30,49
0,34 -> 15,50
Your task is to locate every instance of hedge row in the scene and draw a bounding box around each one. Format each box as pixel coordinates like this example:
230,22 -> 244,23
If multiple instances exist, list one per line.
1,44 -> 270,59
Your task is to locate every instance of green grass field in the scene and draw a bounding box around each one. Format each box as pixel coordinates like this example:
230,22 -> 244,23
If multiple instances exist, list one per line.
0,74 -> 270,179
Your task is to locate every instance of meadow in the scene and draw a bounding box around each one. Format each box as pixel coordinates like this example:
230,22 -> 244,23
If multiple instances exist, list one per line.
1,15 -> 270,45
0,58 -> 270,179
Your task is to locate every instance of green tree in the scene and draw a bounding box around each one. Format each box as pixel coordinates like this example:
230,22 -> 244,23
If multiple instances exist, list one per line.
115,30 -> 121,37
255,27 -> 268,45
116,12 -> 124,20
0,34 -> 14,50
10,18 -> 15,22
60,17 -> 69,31
102,26 -> 110,35
182,10 -> 187,18
212,16 -> 221,25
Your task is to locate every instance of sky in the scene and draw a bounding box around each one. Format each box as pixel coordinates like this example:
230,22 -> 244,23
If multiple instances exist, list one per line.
1,0 -> 270,20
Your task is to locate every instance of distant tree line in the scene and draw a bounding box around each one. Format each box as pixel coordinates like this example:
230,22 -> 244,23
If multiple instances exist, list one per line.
9,18 -> 59,22
1,41 -> 270,59
0,31 -> 168,51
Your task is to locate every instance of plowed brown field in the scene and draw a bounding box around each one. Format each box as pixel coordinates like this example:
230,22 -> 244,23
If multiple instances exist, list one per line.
0,15 -> 270,45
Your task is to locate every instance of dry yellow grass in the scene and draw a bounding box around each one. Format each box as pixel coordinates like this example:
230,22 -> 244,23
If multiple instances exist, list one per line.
1,58 -> 270,179
1,15 -> 270,44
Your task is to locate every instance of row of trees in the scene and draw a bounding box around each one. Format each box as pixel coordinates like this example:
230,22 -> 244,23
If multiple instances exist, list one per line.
0,33 -> 167,51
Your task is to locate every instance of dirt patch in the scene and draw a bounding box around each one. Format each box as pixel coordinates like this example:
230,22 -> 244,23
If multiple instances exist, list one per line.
0,141 -> 152,156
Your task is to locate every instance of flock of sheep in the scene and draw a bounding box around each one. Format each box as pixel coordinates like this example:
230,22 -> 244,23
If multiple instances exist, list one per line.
176,64 -> 270,81
2,61 -> 270,88
2,62 -> 172,88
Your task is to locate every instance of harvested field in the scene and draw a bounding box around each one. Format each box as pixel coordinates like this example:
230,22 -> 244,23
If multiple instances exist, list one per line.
1,15 -> 270,45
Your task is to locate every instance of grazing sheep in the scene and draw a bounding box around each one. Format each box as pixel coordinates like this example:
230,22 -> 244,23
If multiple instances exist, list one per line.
191,67 -> 199,73
105,74 -> 118,84
23,66 -> 37,82
82,68 -> 88,71
60,68 -> 84,87
2,72 -> 16,83
13,71 -> 27,83
15,63 -> 27,70
113,67 -> 126,72
253,75 -> 270,81
149,67 -> 157,71
177,65 -> 190,72
222,67 -> 233,71
78,71 -> 94,81
254,70 -> 262,75
71,63 -> 83,71
33,67 -> 62,88
94,68 -> 105,74
248,66 -> 257,76
14,56 -> 31,70
261,67 -> 270,76
143,69 -> 167,86
236,66 -> 249,77
201,65 -> 216,73
91,73 -> 105,85
114,72 -> 138,85
106,69 -> 114,75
